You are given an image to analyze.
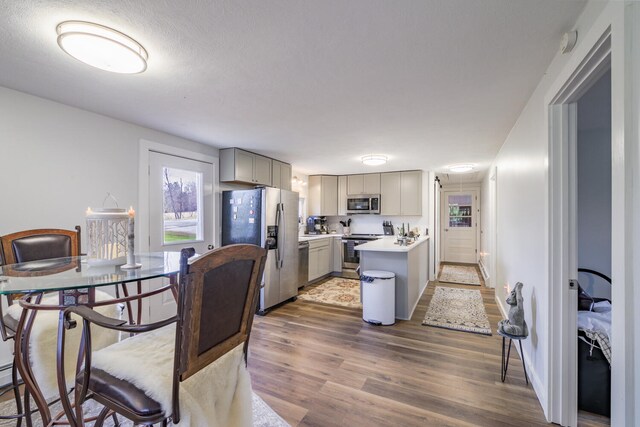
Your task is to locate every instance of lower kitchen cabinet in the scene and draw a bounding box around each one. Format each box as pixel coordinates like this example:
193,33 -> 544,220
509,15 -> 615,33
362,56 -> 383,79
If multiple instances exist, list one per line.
307,237 -> 334,281
332,237 -> 342,272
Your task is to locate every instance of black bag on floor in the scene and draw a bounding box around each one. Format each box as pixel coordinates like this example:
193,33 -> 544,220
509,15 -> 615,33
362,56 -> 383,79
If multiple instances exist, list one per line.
577,330 -> 610,416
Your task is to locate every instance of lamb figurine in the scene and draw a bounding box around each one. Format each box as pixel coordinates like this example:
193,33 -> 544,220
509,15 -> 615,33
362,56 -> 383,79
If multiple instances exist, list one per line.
498,282 -> 528,337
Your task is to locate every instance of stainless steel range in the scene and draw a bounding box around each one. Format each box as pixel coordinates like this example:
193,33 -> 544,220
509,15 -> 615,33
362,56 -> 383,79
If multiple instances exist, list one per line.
341,235 -> 381,275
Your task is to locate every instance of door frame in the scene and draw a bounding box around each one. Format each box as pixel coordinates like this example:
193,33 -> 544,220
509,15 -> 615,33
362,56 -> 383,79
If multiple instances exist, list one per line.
439,185 -> 480,264
546,6 -> 637,422
138,139 -> 219,253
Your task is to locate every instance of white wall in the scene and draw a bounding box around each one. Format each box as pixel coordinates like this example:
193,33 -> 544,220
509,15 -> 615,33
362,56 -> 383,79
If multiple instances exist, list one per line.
0,86 -> 218,239
577,71 -> 612,300
0,86 -> 218,378
480,0 -> 609,419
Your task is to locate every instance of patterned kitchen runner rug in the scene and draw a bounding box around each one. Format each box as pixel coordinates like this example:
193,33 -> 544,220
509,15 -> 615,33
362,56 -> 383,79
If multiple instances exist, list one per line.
0,392 -> 289,427
438,264 -> 482,286
298,277 -> 362,308
422,286 -> 492,335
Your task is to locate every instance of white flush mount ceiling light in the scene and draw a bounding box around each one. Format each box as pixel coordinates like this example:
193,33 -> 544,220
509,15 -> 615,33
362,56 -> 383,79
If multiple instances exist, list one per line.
448,163 -> 475,173
361,155 -> 387,166
56,21 -> 148,74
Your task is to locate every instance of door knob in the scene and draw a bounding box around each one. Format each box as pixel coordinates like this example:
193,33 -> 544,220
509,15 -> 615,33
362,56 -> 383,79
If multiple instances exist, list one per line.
444,228 -> 449,232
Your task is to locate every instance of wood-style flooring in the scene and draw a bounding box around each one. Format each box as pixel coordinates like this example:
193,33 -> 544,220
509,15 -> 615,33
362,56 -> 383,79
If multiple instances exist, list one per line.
0,268 -> 609,426
248,272 -> 610,426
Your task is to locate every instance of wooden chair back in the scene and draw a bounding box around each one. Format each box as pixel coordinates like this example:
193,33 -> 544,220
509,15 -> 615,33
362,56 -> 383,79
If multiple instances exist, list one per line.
174,244 -> 267,382
0,227 -> 81,341
0,227 -> 81,265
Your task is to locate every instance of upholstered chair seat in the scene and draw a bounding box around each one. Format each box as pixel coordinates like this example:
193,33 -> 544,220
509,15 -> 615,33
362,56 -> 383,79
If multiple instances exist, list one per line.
76,368 -> 164,419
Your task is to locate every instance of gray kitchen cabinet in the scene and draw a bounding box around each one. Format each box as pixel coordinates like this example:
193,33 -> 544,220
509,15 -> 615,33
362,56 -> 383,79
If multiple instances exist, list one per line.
308,238 -> 333,281
347,174 -> 364,195
332,237 -> 342,272
309,175 -> 338,216
363,173 -> 381,194
400,171 -> 422,215
318,246 -> 330,276
347,173 -> 381,195
380,172 -> 402,215
308,247 -> 320,281
338,175 -> 347,215
220,148 -> 272,186
272,160 -> 292,190
254,155 -> 272,185
380,171 -> 421,215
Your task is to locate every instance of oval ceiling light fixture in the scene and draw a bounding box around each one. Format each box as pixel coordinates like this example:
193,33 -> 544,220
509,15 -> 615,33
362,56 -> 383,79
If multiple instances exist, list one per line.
56,21 -> 148,74
448,163 -> 475,173
361,154 -> 387,166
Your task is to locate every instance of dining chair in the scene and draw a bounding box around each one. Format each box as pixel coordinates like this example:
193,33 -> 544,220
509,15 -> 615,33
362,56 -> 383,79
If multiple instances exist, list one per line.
0,227 -> 81,426
59,244 -> 267,426
0,227 -> 81,265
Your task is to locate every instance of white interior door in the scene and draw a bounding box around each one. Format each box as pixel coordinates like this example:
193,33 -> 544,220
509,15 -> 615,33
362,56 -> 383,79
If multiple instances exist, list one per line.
147,151 -> 215,322
442,190 -> 477,264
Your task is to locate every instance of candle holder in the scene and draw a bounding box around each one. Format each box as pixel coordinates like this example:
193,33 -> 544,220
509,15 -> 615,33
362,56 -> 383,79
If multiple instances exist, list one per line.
121,205 -> 141,269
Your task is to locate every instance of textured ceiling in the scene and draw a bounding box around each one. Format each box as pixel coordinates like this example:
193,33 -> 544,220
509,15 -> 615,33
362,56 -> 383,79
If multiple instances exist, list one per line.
0,0 -> 586,178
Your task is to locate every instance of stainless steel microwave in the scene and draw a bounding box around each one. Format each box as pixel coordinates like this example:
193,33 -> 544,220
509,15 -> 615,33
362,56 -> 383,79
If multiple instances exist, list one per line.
346,194 -> 380,214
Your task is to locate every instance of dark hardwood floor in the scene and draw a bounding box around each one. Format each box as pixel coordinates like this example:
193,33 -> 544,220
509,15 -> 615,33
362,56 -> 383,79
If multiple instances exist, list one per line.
248,273 -> 610,426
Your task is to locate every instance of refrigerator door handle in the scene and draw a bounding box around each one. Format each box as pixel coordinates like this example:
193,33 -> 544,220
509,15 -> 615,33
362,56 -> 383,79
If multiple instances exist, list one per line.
275,202 -> 282,269
279,203 -> 285,268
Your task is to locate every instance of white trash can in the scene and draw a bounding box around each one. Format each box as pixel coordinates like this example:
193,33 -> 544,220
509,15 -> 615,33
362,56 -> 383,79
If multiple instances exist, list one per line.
361,270 -> 396,325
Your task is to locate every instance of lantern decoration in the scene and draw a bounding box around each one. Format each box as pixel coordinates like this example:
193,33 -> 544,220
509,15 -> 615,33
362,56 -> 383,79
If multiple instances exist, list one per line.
86,194 -> 129,266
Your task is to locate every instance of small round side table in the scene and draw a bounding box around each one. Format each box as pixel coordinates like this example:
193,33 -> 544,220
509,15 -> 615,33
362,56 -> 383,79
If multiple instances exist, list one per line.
498,330 -> 529,385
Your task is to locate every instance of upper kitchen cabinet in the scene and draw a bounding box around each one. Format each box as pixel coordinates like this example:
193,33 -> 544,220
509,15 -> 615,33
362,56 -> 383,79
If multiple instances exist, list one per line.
380,172 -> 401,215
347,173 -> 381,195
272,160 -> 292,190
309,175 -> 338,216
220,148 -> 272,186
337,175 -> 347,216
400,171 -> 422,215
380,171 -> 422,215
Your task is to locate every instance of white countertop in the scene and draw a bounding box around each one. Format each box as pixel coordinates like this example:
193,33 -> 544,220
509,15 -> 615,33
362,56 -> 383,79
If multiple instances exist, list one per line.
355,236 -> 430,253
298,234 -> 342,242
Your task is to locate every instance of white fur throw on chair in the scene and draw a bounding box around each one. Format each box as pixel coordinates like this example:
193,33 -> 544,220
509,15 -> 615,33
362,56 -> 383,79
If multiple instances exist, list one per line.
7,290 -> 120,400
91,325 -> 253,427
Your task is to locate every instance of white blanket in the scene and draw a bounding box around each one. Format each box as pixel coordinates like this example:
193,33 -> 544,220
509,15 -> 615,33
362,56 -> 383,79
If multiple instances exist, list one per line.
577,307 -> 612,342
7,290 -> 120,400
90,325 -> 253,427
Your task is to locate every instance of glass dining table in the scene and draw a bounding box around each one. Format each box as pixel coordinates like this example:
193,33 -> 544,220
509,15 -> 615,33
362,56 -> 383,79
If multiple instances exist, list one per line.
0,252 -> 183,426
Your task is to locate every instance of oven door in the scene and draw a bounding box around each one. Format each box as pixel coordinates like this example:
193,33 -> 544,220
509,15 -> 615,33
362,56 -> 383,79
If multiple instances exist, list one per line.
342,239 -> 362,269
347,197 -> 371,213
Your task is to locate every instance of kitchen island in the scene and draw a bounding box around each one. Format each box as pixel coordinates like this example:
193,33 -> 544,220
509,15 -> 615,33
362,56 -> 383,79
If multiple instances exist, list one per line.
356,236 -> 430,320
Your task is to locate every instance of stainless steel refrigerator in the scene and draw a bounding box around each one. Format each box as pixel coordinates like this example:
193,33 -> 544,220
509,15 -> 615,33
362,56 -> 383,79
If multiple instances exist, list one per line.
222,187 -> 299,314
